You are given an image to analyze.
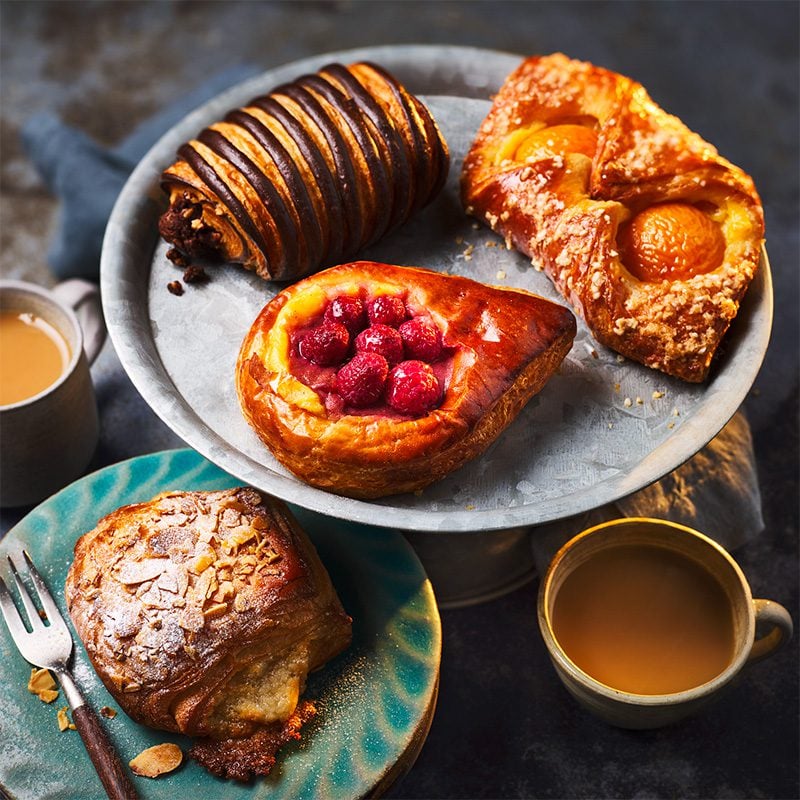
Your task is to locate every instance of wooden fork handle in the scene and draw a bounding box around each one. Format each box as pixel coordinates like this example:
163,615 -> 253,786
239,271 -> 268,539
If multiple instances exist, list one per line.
72,704 -> 139,799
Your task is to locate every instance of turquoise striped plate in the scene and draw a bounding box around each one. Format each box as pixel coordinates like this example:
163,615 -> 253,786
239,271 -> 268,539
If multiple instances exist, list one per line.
0,449 -> 441,799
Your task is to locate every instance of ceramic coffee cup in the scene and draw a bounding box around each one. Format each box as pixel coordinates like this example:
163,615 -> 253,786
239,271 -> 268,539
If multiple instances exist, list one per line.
0,279 -> 105,507
537,517 -> 793,729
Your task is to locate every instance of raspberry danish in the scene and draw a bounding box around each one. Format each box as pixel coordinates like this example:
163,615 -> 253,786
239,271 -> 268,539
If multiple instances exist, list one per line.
236,261 -> 576,498
159,62 -> 449,281
461,53 -> 764,382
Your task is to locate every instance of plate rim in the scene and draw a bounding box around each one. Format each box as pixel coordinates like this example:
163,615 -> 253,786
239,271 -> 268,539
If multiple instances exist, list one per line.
100,43 -> 774,534
0,446 -> 442,800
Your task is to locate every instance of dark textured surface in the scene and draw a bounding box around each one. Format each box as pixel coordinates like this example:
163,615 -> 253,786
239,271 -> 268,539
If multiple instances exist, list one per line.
0,2 -> 797,798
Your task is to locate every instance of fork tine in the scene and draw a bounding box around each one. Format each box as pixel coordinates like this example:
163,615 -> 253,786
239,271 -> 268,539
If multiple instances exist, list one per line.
0,575 -> 31,642
7,554 -> 43,630
21,550 -> 63,624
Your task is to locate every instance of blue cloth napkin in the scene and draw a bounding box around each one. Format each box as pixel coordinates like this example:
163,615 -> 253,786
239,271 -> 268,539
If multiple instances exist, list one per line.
21,65 -> 261,281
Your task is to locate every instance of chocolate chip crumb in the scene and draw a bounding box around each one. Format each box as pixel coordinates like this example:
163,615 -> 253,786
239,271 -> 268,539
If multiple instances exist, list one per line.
166,248 -> 190,268
183,266 -> 208,284
167,281 -> 184,296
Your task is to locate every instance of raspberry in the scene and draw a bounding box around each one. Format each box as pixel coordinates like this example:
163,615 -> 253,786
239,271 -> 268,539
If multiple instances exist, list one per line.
355,324 -> 404,365
335,352 -> 389,407
367,295 -> 407,327
298,322 -> 350,366
324,295 -> 366,334
399,317 -> 443,362
386,360 -> 441,416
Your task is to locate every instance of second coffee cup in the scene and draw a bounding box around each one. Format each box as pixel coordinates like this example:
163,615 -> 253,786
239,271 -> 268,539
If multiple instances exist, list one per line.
0,279 -> 105,507
537,517 -> 793,729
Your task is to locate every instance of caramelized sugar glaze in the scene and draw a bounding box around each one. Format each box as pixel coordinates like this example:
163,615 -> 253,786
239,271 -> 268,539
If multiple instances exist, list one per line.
159,62 -> 449,281
236,261 -> 575,498
462,53 -> 764,382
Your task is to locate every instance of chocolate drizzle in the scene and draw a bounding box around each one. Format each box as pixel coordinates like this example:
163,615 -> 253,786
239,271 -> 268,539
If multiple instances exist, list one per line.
160,61 -> 450,280
299,74 -> 393,245
320,63 -> 412,229
363,62 -> 434,213
223,110 -> 324,272
251,95 -> 347,262
276,82 -> 365,256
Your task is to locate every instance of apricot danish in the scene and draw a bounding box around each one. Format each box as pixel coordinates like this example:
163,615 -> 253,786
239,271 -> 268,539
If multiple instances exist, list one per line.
158,62 -> 449,281
461,53 -> 765,382
236,261 -> 576,498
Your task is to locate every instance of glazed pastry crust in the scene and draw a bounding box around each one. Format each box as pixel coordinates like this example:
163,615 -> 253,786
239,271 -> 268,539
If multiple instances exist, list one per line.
65,488 -> 351,740
236,260 -> 576,499
461,53 -> 765,382
159,61 -> 449,281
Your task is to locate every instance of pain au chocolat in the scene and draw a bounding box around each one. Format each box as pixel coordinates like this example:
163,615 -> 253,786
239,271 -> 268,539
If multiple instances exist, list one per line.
236,260 -> 576,499
65,488 -> 352,781
461,53 -> 765,382
158,62 -> 449,281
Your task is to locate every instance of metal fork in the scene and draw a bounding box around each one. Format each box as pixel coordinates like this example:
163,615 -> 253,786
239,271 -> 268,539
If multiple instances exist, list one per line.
0,550 -> 139,800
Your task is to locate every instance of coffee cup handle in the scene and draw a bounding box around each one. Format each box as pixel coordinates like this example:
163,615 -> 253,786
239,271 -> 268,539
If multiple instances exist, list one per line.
748,599 -> 793,664
52,279 -> 106,365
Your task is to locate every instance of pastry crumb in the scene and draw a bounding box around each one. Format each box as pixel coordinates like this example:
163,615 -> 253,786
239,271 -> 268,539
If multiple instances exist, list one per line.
57,706 -> 76,732
182,265 -> 208,284
623,397 -> 633,408
28,668 -> 58,703
100,706 -> 117,719
167,280 -> 184,296
652,390 -> 665,399
496,270 -> 506,279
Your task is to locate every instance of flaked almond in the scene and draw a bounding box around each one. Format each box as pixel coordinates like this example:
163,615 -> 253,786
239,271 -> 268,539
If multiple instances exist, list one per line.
129,743 -> 183,778
117,558 -> 170,585
193,567 -> 216,601
190,551 -> 215,575
213,580 -> 235,602
176,607 -> 205,633
203,602 -> 228,619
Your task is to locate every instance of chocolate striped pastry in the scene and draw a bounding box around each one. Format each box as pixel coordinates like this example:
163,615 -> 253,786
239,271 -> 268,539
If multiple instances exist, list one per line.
159,62 -> 449,281
461,53 -> 764,382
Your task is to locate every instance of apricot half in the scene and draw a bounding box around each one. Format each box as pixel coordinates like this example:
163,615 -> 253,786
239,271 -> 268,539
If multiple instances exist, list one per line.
617,202 -> 726,282
514,124 -> 598,161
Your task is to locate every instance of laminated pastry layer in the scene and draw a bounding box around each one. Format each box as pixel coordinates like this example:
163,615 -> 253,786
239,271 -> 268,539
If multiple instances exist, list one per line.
236,260 -> 576,499
65,488 -> 352,778
159,61 -> 449,281
461,53 -> 764,382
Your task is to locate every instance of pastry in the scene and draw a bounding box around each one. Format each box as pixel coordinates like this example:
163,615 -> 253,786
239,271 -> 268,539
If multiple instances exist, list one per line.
65,488 -> 352,781
158,61 -> 449,281
461,53 -> 765,382
236,260 -> 576,498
